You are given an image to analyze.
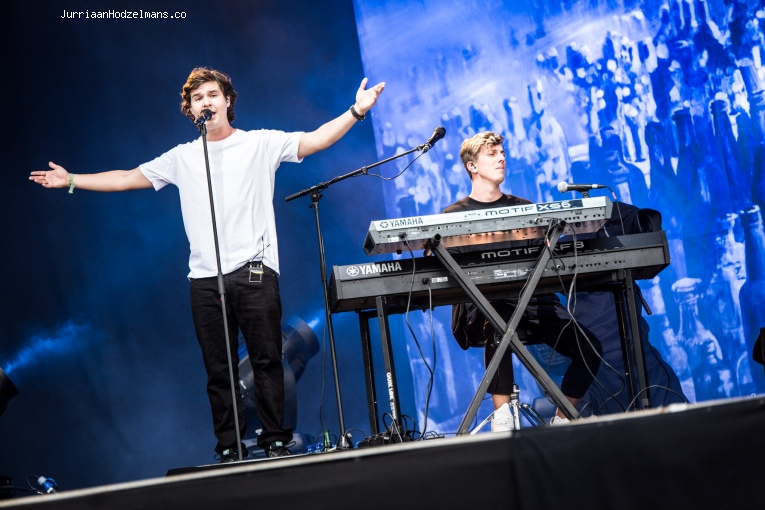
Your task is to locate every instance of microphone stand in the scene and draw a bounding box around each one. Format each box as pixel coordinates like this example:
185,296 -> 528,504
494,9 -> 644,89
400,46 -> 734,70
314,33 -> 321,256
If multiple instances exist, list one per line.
199,120 -> 244,461
285,143 -> 432,450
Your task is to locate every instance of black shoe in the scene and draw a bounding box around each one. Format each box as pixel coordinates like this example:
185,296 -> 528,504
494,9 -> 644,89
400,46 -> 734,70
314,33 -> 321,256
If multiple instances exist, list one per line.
265,441 -> 293,458
215,447 -> 248,463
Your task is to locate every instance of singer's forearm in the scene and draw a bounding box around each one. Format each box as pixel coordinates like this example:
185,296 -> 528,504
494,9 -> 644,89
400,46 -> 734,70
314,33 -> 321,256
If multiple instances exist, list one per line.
70,168 -> 153,192
297,78 -> 384,159
297,109 -> 359,159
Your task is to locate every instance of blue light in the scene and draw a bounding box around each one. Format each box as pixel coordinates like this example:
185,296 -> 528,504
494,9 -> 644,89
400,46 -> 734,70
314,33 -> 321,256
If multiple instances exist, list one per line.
306,316 -> 322,331
2,321 -> 91,378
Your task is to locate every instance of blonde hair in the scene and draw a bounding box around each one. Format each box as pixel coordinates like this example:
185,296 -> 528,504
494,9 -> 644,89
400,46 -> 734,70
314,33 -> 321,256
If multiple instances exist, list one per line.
459,132 -> 504,179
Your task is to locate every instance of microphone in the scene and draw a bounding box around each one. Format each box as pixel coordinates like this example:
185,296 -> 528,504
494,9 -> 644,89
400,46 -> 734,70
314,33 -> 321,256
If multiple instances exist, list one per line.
419,126 -> 446,153
194,109 -> 213,126
557,182 -> 607,193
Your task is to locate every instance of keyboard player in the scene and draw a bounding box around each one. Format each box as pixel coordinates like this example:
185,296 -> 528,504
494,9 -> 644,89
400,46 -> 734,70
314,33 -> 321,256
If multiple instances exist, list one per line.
445,131 -> 603,429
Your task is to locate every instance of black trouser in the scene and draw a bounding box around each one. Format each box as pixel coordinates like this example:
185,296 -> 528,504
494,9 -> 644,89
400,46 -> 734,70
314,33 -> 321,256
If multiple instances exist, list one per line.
485,299 -> 602,399
190,263 -> 292,452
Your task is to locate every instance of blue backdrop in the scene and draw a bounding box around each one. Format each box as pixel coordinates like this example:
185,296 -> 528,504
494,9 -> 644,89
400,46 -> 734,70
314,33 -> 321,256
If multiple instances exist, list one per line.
3,0 -> 765,495
2,0 -> 416,492
355,0 -> 765,432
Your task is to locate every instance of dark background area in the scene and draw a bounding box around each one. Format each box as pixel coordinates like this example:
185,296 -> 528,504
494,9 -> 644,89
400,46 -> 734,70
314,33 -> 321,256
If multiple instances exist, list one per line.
1,0 -> 415,490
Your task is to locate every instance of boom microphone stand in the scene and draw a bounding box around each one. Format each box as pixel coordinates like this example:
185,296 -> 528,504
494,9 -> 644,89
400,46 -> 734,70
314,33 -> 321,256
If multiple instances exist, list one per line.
197,110 -> 244,461
285,127 -> 446,449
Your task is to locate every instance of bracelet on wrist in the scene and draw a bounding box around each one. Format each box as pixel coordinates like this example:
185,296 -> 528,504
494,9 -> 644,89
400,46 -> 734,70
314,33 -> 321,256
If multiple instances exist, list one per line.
68,173 -> 75,194
349,104 -> 366,121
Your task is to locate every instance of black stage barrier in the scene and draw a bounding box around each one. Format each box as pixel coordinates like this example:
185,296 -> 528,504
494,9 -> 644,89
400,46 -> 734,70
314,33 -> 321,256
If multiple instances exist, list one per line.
1,397 -> 762,510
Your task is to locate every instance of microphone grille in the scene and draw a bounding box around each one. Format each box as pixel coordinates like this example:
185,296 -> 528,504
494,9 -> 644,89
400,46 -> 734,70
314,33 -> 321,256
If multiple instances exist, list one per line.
556,181 -> 568,193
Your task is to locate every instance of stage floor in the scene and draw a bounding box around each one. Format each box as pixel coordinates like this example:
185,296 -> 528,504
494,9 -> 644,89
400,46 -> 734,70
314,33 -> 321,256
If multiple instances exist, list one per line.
1,396 -> 763,510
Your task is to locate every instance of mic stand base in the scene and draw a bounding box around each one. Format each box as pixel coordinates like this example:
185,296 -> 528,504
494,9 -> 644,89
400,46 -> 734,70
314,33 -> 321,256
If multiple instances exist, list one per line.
335,433 -> 352,450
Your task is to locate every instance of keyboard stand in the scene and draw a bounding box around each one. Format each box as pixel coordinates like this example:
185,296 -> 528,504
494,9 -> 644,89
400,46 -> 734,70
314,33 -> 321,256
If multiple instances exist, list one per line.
345,229 -> 660,436
428,221 -> 580,434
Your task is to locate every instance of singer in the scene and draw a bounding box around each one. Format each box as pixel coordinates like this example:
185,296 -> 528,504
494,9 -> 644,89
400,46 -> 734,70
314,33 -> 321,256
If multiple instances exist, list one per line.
445,131 -> 603,429
29,67 -> 385,462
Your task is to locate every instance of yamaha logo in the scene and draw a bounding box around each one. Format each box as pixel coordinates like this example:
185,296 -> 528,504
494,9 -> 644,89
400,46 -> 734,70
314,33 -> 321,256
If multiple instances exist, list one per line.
377,217 -> 424,229
344,261 -> 403,277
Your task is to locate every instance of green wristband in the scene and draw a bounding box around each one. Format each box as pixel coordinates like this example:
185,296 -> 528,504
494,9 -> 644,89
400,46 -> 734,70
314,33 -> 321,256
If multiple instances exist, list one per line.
68,173 -> 75,194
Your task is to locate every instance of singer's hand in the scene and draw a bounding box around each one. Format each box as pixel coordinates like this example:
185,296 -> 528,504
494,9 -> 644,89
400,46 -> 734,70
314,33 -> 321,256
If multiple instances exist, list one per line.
354,78 -> 386,115
297,79 -> 386,158
30,162 -> 69,189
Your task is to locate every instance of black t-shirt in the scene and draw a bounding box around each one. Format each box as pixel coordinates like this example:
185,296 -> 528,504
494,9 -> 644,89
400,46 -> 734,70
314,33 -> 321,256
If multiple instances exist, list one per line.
442,193 -> 532,214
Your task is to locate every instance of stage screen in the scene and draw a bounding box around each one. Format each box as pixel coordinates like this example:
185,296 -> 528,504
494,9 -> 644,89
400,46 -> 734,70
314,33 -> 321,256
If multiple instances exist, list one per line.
354,0 -> 765,433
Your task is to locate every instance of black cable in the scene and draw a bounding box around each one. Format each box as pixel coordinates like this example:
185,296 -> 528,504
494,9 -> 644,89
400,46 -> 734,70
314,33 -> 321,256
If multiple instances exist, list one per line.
8,487 -> 39,495
401,414 -> 420,439
341,427 -> 369,447
533,221 -> 605,413
344,427 -> 368,437
627,384 -> 689,412
607,193 -> 626,236
563,210 -> 688,415
565,226 -> 628,409
434,430 -> 463,438
381,412 -> 405,443
577,400 -> 595,418
363,150 -> 427,181
399,414 -> 414,438
603,200 -> 681,411
401,239 -> 435,440
567,294 -> 628,413
419,282 -> 437,439
540,218 -> 573,376
621,318 -> 691,411
25,476 -> 44,495
481,219 -> 617,421
541,220 -> 627,413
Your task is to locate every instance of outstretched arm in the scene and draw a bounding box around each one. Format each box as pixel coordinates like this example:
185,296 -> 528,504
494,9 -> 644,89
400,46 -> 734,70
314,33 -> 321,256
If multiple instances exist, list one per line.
297,78 -> 386,159
30,162 -> 153,192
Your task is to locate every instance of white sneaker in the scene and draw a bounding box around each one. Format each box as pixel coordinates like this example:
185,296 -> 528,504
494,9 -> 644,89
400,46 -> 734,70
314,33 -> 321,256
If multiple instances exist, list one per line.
550,415 -> 570,426
491,403 -> 513,432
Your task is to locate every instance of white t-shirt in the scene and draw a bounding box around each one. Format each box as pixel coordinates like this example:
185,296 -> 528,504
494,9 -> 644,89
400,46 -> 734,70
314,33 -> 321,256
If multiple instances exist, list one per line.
140,129 -> 303,279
